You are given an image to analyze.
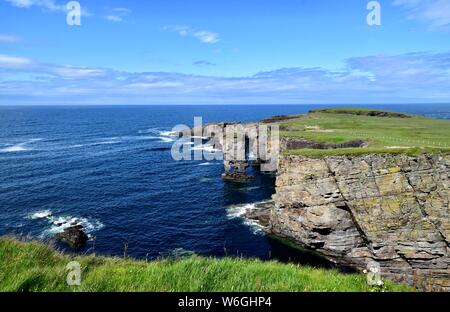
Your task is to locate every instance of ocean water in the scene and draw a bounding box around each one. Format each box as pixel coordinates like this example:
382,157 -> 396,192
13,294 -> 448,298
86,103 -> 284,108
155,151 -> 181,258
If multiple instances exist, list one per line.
0,104 -> 449,264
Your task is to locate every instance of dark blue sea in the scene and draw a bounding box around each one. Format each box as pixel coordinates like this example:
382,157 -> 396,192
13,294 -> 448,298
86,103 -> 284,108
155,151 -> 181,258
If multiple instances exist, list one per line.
1,104 -> 449,264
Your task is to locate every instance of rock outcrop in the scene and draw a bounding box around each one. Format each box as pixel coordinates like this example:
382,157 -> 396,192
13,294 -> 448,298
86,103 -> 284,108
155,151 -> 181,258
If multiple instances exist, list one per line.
270,153 -> 450,291
56,225 -> 89,247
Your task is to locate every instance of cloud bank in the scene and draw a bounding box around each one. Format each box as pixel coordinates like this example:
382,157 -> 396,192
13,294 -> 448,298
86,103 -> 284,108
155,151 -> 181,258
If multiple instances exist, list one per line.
0,52 -> 449,105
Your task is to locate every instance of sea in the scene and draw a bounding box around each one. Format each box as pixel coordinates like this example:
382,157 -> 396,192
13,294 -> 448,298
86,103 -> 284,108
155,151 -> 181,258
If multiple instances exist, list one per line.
1,104 -> 449,265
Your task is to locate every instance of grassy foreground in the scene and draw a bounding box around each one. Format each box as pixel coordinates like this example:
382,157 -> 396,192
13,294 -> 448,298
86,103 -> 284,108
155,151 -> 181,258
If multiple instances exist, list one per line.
280,108 -> 450,156
0,237 -> 412,292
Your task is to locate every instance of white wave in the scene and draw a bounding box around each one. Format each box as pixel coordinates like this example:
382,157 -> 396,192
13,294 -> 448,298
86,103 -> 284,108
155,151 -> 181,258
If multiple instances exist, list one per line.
138,128 -> 160,134
69,144 -> 85,148
238,186 -> 261,192
226,201 -> 271,234
0,138 -> 44,153
159,136 -> 175,143
227,203 -> 256,219
28,210 -> 104,238
137,128 -> 178,142
0,143 -> 28,153
192,144 -> 221,152
0,138 -> 43,153
198,161 -> 221,166
135,136 -> 161,141
92,140 -> 121,146
160,130 -> 178,137
46,215 -> 104,236
123,135 -> 172,142
138,128 -> 178,137
30,210 -> 53,219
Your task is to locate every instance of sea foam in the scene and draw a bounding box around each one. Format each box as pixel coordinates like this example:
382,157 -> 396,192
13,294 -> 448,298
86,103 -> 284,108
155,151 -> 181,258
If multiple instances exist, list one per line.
30,210 -> 53,219
0,144 -> 28,153
28,210 -> 104,237
226,201 -> 271,234
0,138 -> 43,153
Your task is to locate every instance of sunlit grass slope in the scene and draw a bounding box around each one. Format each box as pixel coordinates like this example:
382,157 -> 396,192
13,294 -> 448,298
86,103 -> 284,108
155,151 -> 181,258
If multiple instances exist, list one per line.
0,237 -> 412,292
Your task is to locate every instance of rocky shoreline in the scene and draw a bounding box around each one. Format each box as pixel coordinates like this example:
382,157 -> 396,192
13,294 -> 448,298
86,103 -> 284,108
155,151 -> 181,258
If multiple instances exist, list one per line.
171,109 -> 450,290
239,153 -> 450,291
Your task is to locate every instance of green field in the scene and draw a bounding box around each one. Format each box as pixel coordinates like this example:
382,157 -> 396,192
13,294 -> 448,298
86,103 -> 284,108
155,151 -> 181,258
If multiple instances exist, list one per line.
0,237 -> 412,292
279,108 -> 450,156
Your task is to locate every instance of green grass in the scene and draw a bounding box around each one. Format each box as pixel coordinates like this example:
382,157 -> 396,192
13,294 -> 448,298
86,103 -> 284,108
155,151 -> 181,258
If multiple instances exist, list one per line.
280,108 -> 450,156
0,237 -> 413,292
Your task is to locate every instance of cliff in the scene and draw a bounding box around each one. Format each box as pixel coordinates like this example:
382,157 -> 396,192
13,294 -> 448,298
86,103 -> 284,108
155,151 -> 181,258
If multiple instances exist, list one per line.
270,153 -> 450,291
180,108 -> 450,291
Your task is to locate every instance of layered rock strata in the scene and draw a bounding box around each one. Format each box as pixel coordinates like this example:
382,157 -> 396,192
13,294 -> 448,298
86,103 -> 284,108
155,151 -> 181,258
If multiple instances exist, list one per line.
270,153 -> 450,291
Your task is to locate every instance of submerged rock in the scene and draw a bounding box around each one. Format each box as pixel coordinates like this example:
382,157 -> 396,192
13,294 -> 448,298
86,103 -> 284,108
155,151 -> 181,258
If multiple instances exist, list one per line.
55,225 -> 88,247
222,172 -> 255,183
243,201 -> 273,227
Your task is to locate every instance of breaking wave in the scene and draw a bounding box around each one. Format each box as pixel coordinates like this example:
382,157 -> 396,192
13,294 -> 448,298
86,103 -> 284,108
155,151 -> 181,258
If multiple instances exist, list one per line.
198,162 -> 221,166
137,128 -> 177,142
30,210 -> 53,219
192,144 -> 221,152
0,138 -> 43,153
226,201 -> 271,234
28,210 -> 104,238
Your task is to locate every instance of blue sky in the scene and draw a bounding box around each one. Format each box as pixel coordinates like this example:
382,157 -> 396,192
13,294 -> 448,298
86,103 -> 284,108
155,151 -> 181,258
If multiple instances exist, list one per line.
1,0 -> 450,104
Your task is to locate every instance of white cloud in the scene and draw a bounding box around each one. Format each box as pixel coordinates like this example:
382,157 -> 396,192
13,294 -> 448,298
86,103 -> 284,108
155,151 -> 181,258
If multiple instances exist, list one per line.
164,25 -> 220,44
126,82 -> 184,89
47,66 -> 107,78
393,0 -> 450,29
0,54 -> 107,78
0,54 -> 33,68
105,7 -> 131,22
0,34 -> 21,42
5,0 -> 65,11
193,31 -> 220,44
4,0 -> 91,16
106,15 -> 123,22
112,8 -> 131,14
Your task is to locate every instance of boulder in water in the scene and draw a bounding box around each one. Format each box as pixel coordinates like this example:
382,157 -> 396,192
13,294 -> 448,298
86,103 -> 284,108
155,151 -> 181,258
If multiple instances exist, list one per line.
56,225 -> 88,247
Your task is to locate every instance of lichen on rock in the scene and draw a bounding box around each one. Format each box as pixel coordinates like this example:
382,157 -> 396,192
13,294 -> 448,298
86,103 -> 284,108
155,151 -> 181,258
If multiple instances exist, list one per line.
270,153 -> 450,291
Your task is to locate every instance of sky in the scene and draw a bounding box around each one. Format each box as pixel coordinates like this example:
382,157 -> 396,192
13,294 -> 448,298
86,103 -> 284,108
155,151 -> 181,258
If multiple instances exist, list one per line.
0,0 -> 450,105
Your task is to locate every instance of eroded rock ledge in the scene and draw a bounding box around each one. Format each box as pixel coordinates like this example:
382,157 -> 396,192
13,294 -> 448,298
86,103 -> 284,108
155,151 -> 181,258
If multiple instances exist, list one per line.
270,153 -> 450,291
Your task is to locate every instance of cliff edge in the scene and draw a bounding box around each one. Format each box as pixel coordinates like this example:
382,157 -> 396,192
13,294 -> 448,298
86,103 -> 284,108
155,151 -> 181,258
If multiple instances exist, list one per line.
271,153 -> 450,291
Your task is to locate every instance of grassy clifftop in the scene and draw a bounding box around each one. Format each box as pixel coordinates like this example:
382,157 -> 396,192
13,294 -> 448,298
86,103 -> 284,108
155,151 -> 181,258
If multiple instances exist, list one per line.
280,108 -> 450,156
0,237 -> 412,292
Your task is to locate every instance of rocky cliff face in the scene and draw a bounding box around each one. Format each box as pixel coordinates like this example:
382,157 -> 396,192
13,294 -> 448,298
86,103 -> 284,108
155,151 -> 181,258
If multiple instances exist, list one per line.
271,153 -> 450,291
